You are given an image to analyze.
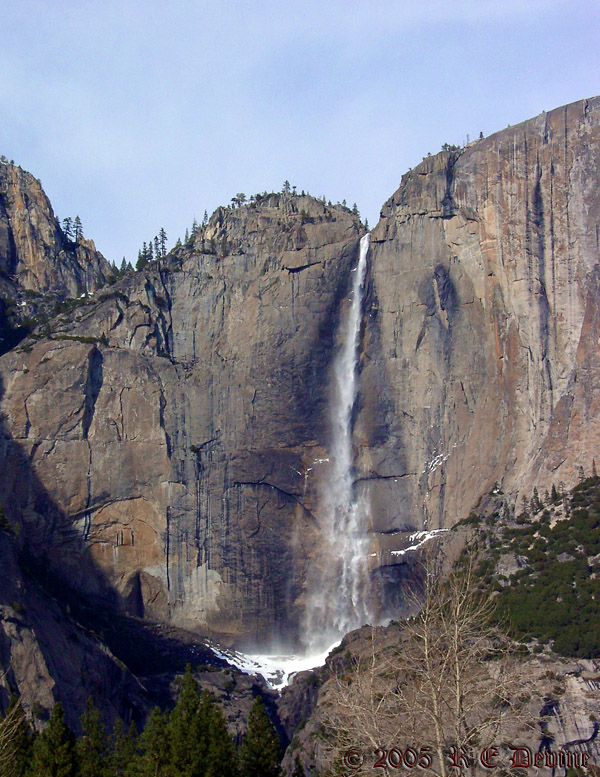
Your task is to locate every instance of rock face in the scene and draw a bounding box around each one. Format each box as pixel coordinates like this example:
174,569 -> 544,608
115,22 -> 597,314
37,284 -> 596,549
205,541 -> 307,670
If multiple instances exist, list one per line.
0,529 -> 148,729
0,193 -> 364,646
360,96 -> 600,544
0,160 -> 111,353
1,96 -> 600,650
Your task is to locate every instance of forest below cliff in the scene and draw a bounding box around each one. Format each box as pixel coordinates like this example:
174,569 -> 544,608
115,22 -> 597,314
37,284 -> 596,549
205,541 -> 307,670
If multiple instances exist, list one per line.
1,667 -> 287,777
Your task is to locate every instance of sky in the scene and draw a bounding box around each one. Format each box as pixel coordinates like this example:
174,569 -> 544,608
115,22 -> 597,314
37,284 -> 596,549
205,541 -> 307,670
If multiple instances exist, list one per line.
1,0 -> 599,265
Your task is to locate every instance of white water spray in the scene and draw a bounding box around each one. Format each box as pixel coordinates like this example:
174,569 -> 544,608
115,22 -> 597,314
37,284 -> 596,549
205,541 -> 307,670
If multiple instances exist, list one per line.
303,233 -> 372,651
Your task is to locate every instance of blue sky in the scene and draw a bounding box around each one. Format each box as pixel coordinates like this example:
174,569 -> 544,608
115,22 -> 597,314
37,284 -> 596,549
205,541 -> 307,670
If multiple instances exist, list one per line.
1,0 -> 598,264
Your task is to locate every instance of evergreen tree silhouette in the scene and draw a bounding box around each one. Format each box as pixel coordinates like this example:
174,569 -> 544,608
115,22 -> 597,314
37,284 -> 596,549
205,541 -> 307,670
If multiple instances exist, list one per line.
240,697 -> 282,777
29,702 -> 76,777
139,707 -> 170,776
168,665 -> 205,776
76,697 -> 108,777
108,717 -> 139,777
159,228 -> 167,257
206,702 -> 238,777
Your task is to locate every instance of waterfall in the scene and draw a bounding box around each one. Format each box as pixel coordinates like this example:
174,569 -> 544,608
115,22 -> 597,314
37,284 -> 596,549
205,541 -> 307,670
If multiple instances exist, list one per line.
303,233 -> 372,651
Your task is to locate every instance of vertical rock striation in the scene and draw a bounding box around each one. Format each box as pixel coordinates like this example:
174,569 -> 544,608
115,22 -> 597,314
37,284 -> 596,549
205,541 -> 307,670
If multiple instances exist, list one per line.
360,96 -> 600,543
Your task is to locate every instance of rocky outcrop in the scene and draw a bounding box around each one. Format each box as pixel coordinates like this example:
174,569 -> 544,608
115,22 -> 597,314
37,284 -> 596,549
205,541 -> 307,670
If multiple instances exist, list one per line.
359,96 -> 600,541
0,193 -> 364,646
281,623 -> 600,776
0,528 -> 149,729
0,160 -> 111,353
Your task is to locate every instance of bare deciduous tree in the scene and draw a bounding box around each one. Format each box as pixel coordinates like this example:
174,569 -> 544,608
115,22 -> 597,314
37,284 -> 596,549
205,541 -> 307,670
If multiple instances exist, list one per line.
320,559 -> 533,776
0,683 -> 28,776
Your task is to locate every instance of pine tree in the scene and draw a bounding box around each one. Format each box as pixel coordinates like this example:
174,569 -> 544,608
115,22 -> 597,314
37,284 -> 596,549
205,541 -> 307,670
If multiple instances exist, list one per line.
107,718 -> 139,777
194,691 -> 216,775
168,665 -> 203,776
282,180 -> 291,193
29,702 -> 76,777
158,228 -> 167,257
240,698 -> 282,777
137,245 -> 148,272
202,211 -> 208,227
76,697 -> 108,777
0,693 -> 33,777
62,217 -> 73,241
139,707 -> 170,777
154,236 -> 160,260
191,218 -> 199,237
184,228 -> 190,243
205,703 -> 238,777
73,215 -> 83,241
148,241 -> 154,262
120,258 -> 128,276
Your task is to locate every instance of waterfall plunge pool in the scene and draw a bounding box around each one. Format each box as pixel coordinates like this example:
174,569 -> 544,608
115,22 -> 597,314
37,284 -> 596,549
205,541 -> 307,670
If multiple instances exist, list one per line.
208,641 -> 341,690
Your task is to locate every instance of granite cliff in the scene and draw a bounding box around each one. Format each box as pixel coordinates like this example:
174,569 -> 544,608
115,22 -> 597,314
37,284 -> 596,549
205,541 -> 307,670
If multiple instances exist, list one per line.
0,161 -> 111,354
0,96 -> 599,677
0,190 -> 364,649
360,95 -> 600,552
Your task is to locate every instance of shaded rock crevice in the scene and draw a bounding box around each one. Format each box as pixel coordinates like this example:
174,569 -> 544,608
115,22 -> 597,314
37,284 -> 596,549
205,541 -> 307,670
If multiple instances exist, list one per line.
81,346 -> 103,439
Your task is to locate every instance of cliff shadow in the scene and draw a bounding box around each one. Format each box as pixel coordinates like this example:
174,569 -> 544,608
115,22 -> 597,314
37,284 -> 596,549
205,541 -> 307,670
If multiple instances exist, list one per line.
0,370 -> 225,726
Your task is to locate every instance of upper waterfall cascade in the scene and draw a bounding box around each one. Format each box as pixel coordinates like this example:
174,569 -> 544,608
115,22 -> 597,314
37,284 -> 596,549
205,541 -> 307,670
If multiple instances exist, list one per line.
303,232 -> 372,651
